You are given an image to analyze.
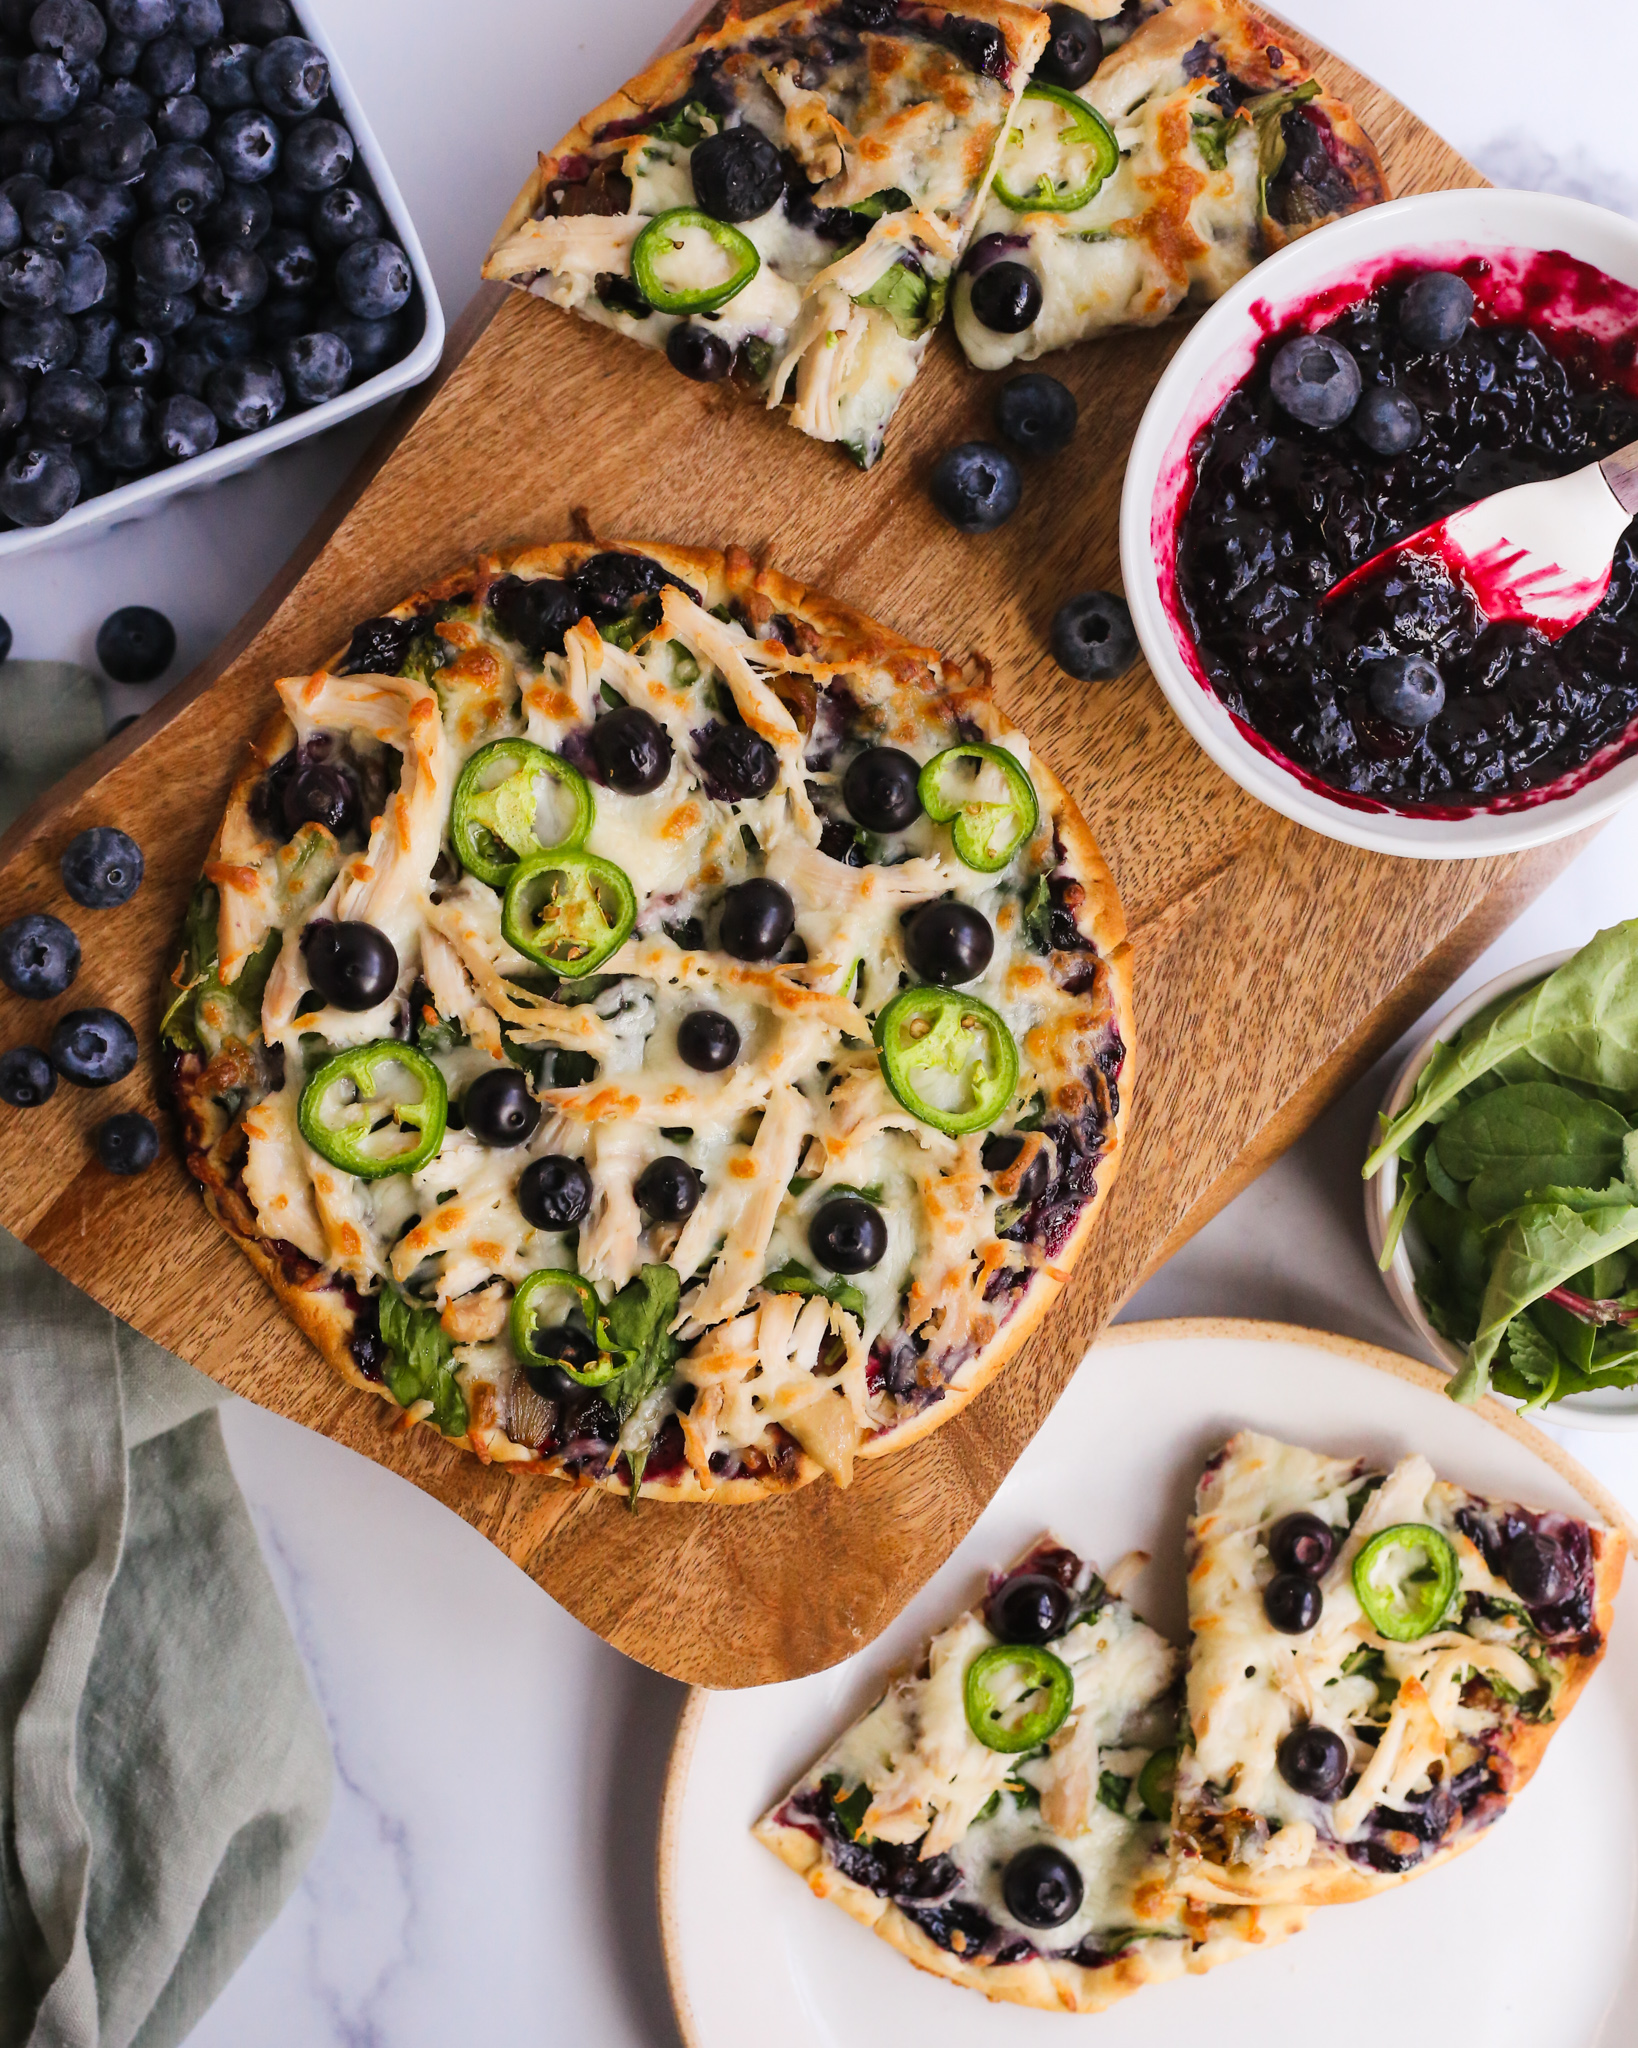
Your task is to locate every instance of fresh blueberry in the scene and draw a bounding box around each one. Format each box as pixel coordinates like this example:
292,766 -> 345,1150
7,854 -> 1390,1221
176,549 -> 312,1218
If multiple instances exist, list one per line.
211,105 -> 278,182
903,899 -> 993,985
75,112 -> 155,184
968,260 -> 1041,333
66,173 -> 137,243
309,183 -> 380,250
334,237 -> 410,320
0,193 -> 19,256
0,245 -> 64,308
200,176 -> 269,244
0,309 -> 75,372
174,0 -> 225,40
142,139 -> 221,213
1051,590 -> 1137,680
634,1153 -> 702,1222
517,1154 -> 592,1230
0,912 -> 80,997
195,38 -> 257,108
1399,269 -> 1474,350
71,306 -> 117,377
0,1045 -> 55,1108
114,327 -> 164,380
96,603 -> 174,680
197,241 -> 263,313
96,1109 -> 159,1172
0,442 -> 79,521
253,34 -> 326,117
262,169 -> 307,223
259,224 -> 315,291
108,0 -> 178,37
994,371 -> 1076,457
719,877 -> 795,961
68,442 -> 109,501
25,186 -> 90,251
138,33 -> 195,97
278,328 -> 348,404
254,289 -> 310,343
155,389 -> 214,459
17,53 -> 82,123
303,919 -> 397,1009
1354,382 -> 1422,456
1036,2 -> 1100,88
154,88 -> 209,140
929,441 -> 1020,532
31,1 -> 108,68
1364,654 -> 1443,729
842,746 -> 920,831
94,384 -> 156,467
320,304 -> 395,371
224,0 -> 294,41
61,824 -> 144,907
29,366 -> 106,441
129,280 -> 193,331
809,1195 -> 886,1272
0,364 -> 22,428
0,126 -> 57,182
132,210 -> 201,289
280,116 -> 351,192
57,241 -> 107,312
100,32 -> 142,77
1276,1724 -> 1347,1798
1269,331 -> 1361,428
97,77 -> 152,121
204,354 -> 281,429
184,308 -> 253,359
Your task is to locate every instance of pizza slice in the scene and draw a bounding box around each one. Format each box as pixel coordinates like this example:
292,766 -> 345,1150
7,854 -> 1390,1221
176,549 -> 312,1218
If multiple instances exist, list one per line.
1173,1429 -> 1626,1907
952,0 -> 1389,370
483,0 -> 1050,468
755,1536 -> 1305,2013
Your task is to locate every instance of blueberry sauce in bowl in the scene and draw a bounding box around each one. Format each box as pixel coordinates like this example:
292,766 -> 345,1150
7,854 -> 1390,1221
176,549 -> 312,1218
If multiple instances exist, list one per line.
1175,252 -> 1638,810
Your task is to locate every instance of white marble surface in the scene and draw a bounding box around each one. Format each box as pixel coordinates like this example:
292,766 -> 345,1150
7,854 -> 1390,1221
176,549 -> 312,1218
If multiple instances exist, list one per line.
2,1 -> 1636,2040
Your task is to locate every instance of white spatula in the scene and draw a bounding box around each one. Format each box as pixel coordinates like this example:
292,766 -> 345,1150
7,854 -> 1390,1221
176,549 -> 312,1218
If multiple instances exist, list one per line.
1324,438 -> 1638,638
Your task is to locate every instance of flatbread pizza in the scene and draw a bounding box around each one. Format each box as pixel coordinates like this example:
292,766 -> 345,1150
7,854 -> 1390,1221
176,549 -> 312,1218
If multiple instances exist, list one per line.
164,541 -> 1132,1502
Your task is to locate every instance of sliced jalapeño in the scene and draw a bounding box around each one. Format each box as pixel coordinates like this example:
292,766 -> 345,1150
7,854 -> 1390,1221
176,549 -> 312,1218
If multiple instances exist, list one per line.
509,1269 -> 620,1386
993,83 -> 1119,214
964,1642 -> 1074,1753
1352,1524 -> 1460,1642
501,850 -> 637,977
631,207 -> 759,313
917,742 -> 1040,873
451,739 -> 594,887
874,986 -> 1020,1137
297,1040 -> 447,1180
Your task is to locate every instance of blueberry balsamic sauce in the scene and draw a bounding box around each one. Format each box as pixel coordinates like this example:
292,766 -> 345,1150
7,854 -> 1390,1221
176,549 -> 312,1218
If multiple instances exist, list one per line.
1174,251 -> 1638,810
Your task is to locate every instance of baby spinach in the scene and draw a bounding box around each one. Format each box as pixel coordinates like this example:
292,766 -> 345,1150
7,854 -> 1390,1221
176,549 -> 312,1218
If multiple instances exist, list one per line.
1434,1083 -> 1630,1220
1460,1194 -> 1638,1400
378,1288 -> 469,1439
603,1263 -> 681,1496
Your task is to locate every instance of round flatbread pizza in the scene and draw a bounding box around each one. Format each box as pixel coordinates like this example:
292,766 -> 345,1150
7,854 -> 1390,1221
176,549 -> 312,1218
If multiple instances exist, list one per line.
164,539 -> 1132,1502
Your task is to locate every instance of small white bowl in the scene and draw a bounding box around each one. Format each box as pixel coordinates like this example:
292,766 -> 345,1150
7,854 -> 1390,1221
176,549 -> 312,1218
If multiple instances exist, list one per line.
0,3 -> 445,562
1119,188 -> 1638,860
1364,947 -> 1638,1429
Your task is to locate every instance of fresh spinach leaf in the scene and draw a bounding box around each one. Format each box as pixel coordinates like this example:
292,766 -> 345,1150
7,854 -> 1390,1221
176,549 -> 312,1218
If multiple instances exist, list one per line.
1434,1082 -> 1630,1221
1461,1191 -> 1638,1401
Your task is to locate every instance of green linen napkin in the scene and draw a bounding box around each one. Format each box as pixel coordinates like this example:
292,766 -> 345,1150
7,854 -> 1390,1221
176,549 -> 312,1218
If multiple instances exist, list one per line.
0,663 -> 332,2046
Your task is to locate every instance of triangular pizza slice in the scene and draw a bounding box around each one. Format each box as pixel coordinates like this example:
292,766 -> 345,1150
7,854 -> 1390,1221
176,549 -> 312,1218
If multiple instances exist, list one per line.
756,1536 -> 1305,2013
483,0 -> 1049,468
952,0 -> 1388,371
1173,1429 -> 1626,1907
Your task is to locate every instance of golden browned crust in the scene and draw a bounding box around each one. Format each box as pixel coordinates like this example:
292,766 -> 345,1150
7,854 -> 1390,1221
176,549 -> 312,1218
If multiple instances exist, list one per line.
178,537 -> 1130,1504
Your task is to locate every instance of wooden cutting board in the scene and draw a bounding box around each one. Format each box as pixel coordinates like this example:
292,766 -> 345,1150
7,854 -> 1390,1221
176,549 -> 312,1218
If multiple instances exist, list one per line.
0,23 -> 1588,1686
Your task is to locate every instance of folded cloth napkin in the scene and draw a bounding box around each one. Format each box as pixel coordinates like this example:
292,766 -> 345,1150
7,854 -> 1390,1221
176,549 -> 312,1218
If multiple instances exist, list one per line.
0,664 -> 332,2045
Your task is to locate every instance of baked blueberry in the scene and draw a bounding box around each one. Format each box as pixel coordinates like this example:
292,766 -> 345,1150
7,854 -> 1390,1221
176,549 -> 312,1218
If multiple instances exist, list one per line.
635,1153 -> 702,1222
310,184 -> 380,250
1263,1571 -> 1322,1633
0,246 -> 65,309
1269,332 -> 1361,428
487,575 -> 580,659
155,89 -> 209,140
1353,382 -> 1422,455
156,390 -> 216,456
56,242 -> 107,312
842,747 -> 920,832
1399,269 -> 1473,350
281,115 -> 351,192
0,912 -> 80,997
981,1131 -> 1049,1202
1002,1845 -> 1082,1929
204,355 -> 283,429
700,721 -> 776,798
968,259 -> 1041,334
929,441 -> 1020,532
0,443 -> 79,521
335,237 -> 410,320
1276,1723 -> 1347,1798
718,877 -> 794,960
809,1195 -> 886,1272
278,760 -> 355,836
212,105 -> 278,181
196,39 -> 257,110
1050,590 -> 1137,681
464,1066 -> 541,1147
1502,1530 -> 1571,1606
50,1006 -> 138,1087
29,366 -> 106,440
517,1154 -> 593,1231
590,704 -> 672,793
61,825 -> 144,907
0,1045 -> 55,1108
665,321 -> 731,382
97,1109 -> 159,1172
132,211 -> 202,289
31,2 -> 109,68
96,604 -> 174,680
279,328 -> 349,404
994,370 -> 1076,457
303,919 -> 397,1009
139,34 -> 195,97
1267,1512 -> 1336,1577
677,1009 -> 740,1072
253,35 -> 326,118
1364,654 -> 1443,729
1036,3 -> 1100,88
688,123 -> 784,223
988,1571 -> 1071,1644
904,899 -> 992,984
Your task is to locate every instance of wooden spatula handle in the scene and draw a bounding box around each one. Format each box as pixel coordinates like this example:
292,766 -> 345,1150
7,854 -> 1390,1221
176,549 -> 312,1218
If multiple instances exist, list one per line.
1602,437 -> 1638,514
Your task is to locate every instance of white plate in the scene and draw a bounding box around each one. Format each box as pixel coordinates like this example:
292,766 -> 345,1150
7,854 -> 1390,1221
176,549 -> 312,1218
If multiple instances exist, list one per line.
660,1320 -> 1637,2048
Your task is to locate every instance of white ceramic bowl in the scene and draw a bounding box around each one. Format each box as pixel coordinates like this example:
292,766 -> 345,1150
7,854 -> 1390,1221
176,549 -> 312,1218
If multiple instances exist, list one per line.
0,2 -> 445,562
1119,189 -> 1638,859
1364,947 -> 1638,1429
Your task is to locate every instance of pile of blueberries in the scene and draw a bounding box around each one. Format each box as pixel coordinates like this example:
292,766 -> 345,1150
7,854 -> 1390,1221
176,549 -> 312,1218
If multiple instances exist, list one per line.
0,0 -> 417,527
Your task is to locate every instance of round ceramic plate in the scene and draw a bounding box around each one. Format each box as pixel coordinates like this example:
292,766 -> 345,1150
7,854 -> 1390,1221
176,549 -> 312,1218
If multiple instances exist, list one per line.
660,1320 -> 1638,2048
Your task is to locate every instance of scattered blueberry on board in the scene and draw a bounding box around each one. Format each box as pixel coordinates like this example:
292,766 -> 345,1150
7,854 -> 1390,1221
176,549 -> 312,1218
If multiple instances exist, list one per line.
0,908 -> 80,995
95,1106 -> 156,1170
1051,590 -> 1137,681
928,441 -> 1020,533
0,1042 -> 54,1105
49,1004 -> 138,1085
993,372 -> 1076,458
61,820 -> 143,903
96,601 -> 173,679
0,0 -> 417,528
